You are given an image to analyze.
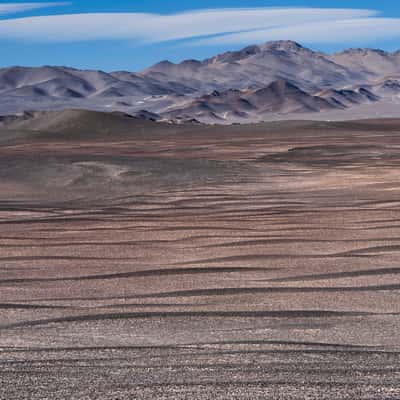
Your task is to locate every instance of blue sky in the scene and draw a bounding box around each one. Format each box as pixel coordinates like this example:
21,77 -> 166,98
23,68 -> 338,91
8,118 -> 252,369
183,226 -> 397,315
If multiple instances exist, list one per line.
1,1 -> 400,71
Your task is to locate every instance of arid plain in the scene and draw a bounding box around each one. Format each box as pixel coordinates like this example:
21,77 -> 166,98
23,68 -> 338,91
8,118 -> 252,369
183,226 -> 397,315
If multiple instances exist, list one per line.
1,111 -> 400,399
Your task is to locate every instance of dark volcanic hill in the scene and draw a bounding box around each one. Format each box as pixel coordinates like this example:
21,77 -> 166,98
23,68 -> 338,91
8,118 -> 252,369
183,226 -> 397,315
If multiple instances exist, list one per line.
0,109 -> 169,140
1,41 -> 400,123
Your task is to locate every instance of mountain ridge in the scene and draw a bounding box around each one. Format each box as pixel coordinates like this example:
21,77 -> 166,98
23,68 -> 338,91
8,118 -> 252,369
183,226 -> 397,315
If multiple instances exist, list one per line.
1,40 -> 400,123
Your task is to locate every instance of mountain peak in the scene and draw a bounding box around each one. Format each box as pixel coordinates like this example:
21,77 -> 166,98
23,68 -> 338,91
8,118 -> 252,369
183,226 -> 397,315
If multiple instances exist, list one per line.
179,59 -> 202,66
205,44 -> 261,64
335,48 -> 390,57
205,41 -> 313,65
148,60 -> 175,70
261,40 -> 309,53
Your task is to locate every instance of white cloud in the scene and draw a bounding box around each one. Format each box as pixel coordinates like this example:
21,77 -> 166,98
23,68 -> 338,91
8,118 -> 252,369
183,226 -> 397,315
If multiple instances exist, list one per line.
194,18 -> 400,46
0,7 -> 381,44
0,2 -> 68,16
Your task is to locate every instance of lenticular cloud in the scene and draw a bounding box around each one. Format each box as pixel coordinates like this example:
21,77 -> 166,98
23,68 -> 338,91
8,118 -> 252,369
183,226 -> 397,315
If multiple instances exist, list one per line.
0,2 -> 68,16
0,7 -> 387,45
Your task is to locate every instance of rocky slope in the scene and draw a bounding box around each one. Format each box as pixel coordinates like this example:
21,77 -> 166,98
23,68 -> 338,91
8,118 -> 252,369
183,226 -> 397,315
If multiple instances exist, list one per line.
1,41 -> 400,123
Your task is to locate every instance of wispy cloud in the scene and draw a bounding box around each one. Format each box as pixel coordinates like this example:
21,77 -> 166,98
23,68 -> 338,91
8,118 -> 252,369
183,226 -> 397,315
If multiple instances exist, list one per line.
194,18 -> 400,46
0,7 -> 399,48
0,2 -> 68,16
0,8 -> 377,42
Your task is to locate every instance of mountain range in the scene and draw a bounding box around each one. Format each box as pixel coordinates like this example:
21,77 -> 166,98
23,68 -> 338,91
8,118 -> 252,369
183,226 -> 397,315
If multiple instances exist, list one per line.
1,40 -> 400,123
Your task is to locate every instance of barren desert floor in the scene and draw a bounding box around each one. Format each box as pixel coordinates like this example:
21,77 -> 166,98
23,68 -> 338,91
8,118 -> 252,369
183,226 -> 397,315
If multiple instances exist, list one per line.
1,115 -> 400,399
